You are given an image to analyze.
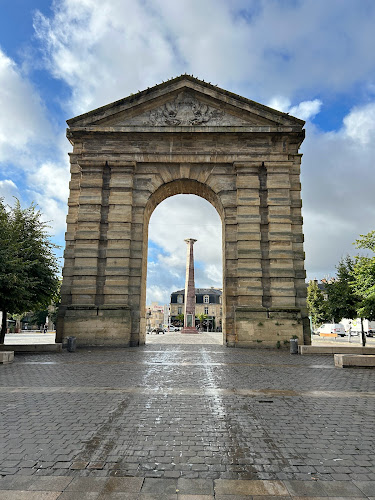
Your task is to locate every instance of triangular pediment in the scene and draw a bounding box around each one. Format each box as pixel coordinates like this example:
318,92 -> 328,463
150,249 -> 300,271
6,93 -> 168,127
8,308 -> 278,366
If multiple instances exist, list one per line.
67,75 -> 305,129
96,90 -> 274,127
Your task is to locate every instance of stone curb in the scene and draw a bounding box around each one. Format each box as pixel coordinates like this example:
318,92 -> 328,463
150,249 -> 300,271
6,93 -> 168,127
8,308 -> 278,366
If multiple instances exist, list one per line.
0,477 -> 374,498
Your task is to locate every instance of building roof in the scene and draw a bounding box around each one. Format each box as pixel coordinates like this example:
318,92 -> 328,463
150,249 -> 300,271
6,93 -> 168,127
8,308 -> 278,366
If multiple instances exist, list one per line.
172,288 -> 222,296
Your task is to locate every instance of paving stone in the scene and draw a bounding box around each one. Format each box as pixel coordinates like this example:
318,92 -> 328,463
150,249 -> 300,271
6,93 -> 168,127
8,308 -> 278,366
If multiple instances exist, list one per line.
87,463 -> 105,470
0,493 -> 61,500
214,479 -> 289,496
177,478 -> 214,494
57,493 -> 100,500
164,471 -> 181,478
319,480 -> 366,497
100,477 -> 144,493
0,477 -> 36,490
282,480 -> 328,497
28,476 -> 73,491
65,477 -> 108,492
252,497 -> 292,500
70,461 -> 89,470
291,497 -> 365,500
141,478 -> 178,495
178,495 -> 214,500
354,481 -> 375,496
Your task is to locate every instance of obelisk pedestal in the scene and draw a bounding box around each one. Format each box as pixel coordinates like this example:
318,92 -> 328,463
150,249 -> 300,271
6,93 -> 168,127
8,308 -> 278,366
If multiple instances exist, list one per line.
181,238 -> 199,334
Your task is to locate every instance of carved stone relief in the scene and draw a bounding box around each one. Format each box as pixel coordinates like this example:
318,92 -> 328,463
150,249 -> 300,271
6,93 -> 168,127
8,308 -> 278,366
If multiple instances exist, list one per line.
117,91 -> 253,126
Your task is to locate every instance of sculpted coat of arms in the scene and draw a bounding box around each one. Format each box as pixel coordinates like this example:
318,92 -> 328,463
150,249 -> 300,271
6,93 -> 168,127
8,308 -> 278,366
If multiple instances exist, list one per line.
114,90 -> 253,126
147,91 -> 225,126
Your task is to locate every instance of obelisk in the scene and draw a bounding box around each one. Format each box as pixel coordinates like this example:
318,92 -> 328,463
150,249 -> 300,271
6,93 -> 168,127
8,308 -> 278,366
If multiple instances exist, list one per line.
181,238 -> 199,334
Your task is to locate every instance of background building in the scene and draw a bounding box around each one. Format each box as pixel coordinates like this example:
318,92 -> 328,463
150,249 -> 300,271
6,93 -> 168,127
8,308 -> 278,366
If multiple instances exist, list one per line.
145,302 -> 168,332
170,288 -> 222,331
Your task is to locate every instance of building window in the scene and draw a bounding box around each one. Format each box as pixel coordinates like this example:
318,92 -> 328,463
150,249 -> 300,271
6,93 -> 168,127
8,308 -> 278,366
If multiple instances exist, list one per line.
177,295 -> 183,303
204,306 -> 209,315
203,295 -> 209,304
178,307 -> 182,315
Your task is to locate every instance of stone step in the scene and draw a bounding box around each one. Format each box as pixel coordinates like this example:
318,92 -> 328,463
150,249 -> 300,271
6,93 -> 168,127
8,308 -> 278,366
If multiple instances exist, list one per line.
334,353 -> 375,368
0,351 -> 14,364
0,344 -> 62,353
299,345 -> 375,355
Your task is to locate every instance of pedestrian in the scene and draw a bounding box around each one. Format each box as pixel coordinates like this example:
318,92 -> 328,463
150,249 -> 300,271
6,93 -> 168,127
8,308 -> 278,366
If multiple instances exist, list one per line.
348,321 -> 352,343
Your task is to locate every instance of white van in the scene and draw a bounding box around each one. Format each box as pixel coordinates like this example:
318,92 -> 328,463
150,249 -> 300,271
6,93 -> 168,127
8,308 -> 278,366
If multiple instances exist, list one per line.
350,319 -> 375,337
317,323 -> 346,337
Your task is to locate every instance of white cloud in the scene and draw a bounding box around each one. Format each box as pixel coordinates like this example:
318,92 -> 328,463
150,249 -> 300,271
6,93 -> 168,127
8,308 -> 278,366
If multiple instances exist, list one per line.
266,96 -> 291,113
343,102 -> 375,145
33,0 -> 375,113
0,47 -> 70,239
0,49 -> 52,165
289,99 -> 322,121
147,285 -> 177,305
301,102 -> 375,279
28,161 -> 70,203
204,264 -> 222,283
267,96 -> 322,121
27,190 -> 68,236
33,0 -> 181,114
0,179 -> 19,206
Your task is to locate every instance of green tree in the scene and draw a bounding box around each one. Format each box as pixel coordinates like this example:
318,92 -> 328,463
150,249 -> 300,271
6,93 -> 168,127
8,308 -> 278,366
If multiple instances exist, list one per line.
176,313 -> 184,325
306,280 -> 328,328
196,313 -> 208,330
351,231 -> 375,346
0,199 -> 60,343
29,309 -> 49,328
30,279 -> 62,328
324,256 -> 358,322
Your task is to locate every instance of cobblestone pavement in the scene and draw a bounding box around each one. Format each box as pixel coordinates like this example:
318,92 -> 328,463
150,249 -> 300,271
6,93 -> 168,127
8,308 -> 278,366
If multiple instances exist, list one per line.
1,334 -> 375,498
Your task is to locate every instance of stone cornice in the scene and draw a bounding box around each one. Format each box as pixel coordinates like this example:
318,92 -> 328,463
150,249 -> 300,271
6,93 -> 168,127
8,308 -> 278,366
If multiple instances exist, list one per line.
67,126 -> 304,136
75,158 -> 136,171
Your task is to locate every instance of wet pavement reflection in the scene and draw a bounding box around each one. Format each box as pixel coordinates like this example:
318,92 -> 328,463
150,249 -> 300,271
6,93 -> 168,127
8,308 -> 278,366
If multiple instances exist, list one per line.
0,332 -> 374,483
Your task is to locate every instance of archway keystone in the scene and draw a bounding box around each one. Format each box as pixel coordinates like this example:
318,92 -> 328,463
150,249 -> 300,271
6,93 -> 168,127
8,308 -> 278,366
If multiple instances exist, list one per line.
57,75 -> 309,347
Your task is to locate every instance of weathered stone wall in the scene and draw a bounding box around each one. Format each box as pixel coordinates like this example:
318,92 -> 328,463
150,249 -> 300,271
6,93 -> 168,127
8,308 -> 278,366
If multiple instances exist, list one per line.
57,77 -> 308,348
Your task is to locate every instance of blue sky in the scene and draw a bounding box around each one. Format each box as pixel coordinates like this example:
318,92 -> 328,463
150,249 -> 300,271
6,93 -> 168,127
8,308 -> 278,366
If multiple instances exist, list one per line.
1,0 -> 375,304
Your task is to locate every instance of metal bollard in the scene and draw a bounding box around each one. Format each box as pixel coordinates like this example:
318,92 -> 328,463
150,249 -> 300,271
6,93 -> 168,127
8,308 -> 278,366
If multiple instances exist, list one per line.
290,338 -> 298,354
67,336 -> 76,352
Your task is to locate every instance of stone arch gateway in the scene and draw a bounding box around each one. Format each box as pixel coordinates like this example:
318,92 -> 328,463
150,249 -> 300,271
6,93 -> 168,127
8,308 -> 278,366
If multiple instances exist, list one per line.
57,75 -> 309,347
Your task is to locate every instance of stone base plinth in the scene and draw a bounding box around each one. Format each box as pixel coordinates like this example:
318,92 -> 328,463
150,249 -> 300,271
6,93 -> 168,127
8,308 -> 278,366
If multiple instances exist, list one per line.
56,305 -> 132,347
232,306 -> 307,348
181,327 -> 199,334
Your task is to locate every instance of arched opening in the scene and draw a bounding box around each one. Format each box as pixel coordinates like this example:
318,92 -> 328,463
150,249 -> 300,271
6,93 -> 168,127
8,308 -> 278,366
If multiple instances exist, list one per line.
140,180 -> 225,345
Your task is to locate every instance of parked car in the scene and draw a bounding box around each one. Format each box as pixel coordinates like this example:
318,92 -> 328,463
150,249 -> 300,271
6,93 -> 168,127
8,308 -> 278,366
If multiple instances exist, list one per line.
317,323 -> 346,337
151,327 -> 164,334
